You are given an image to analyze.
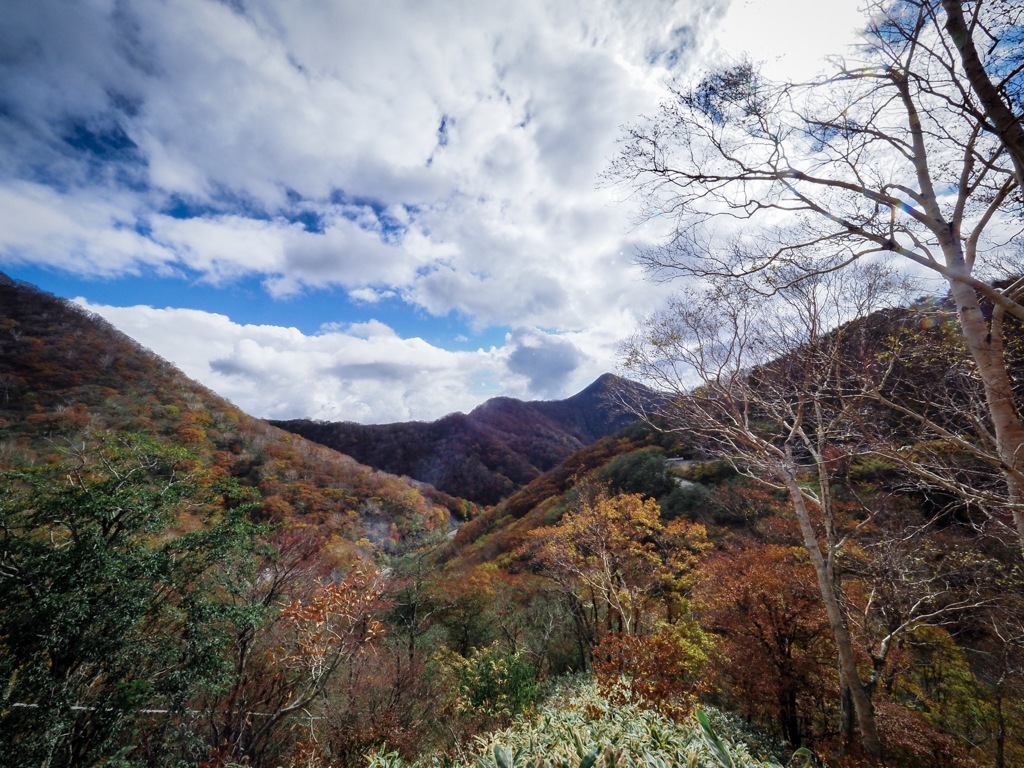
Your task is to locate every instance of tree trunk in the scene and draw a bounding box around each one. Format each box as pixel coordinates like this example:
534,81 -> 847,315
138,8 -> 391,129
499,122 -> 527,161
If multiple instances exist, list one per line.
994,692 -> 1005,768
945,268 -> 1024,546
779,684 -> 801,747
840,684 -> 856,753
783,470 -> 885,760
897,30 -> 1024,547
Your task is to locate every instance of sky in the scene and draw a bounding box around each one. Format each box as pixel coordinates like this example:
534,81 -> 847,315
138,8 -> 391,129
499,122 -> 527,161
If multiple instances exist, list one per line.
0,0 -> 867,424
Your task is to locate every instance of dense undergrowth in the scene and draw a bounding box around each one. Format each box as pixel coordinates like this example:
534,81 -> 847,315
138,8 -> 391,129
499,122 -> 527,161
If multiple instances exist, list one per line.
367,678 -> 787,768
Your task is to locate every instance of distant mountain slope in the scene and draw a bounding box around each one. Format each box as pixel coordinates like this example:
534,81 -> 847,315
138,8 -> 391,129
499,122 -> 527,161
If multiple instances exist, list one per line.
272,374 -> 656,505
437,420 -> 698,569
0,272 -> 472,550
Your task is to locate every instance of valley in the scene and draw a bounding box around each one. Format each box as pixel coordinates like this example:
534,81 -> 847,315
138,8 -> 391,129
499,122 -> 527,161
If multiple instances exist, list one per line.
3,272 -> 1023,767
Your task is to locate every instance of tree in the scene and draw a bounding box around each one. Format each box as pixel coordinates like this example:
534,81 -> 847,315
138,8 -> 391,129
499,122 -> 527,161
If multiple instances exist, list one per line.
610,0 -> 1024,548
274,566 -> 385,765
0,433 -> 259,768
849,298 -> 1020,527
598,448 -> 677,500
527,489 -> 707,639
623,266 -> 900,758
937,0 -> 1024,186
696,544 -> 834,747
969,605 -> 1024,768
187,526 -> 383,768
622,264 -> 1001,759
433,564 -> 500,657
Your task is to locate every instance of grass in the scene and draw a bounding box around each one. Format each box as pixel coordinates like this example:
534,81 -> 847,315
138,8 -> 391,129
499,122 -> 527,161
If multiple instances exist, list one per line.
365,677 -> 790,768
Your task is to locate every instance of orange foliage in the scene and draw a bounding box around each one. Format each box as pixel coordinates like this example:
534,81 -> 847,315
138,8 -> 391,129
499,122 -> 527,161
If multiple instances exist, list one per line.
696,543 -> 835,746
175,426 -> 207,444
592,627 -> 710,719
871,698 -> 980,768
527,490 -> 708,635
279,566 -> 385,685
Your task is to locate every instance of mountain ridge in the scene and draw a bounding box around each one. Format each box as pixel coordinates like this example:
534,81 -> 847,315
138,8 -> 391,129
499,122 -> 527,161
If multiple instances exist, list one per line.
271,373 -> 655,505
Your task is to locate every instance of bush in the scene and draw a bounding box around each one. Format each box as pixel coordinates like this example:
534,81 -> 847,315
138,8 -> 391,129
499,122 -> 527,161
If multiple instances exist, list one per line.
436,643 -> 540,719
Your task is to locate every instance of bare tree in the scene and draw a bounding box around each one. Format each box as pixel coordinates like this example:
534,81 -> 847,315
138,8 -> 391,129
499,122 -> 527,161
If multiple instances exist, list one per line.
623,266 -> 895,757
609,0 -> 1024,547
972,607 -> 1024,768
852,297 -> 1024,539
623,265 -> 998,758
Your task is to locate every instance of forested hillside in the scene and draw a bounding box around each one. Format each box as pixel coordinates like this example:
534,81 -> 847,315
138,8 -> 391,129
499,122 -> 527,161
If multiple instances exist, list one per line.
4,281 -> 1024,768
0,272 -> 474,543
272,373 -> 654,505
432,290 -> 1024,768
0,274 -> 503,767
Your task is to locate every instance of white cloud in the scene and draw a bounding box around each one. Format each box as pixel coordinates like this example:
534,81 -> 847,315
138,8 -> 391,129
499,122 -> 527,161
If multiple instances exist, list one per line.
72,296 -> 648,423
708,0 -> 868,79
74,299 -> 516,423
347,287 -> 397,305
0,181 -> 175,275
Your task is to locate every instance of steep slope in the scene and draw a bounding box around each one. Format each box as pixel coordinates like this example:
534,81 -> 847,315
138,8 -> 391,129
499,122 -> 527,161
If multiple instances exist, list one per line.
437,421 -> 699,568
271,373 -> 656,505
0,272 -> 472,550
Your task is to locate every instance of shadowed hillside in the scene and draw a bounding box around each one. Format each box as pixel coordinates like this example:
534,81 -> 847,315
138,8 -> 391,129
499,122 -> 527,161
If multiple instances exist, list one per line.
271,373 -> 657,505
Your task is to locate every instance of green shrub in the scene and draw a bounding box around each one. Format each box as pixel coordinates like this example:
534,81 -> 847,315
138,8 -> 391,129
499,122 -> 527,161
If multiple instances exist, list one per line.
435,643 -> 540,718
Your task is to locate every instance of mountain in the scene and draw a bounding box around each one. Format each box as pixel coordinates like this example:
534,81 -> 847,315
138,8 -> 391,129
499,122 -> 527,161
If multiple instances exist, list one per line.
0,272 -> 473,550
271,373 -> 657,505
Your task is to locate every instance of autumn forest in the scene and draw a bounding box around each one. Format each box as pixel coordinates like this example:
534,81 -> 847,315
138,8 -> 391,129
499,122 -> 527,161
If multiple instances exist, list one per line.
4,1 -> 1024,767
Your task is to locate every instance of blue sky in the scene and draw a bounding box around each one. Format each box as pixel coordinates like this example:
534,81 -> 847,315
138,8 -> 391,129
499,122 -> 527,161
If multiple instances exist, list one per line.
0,0 -> 866,423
